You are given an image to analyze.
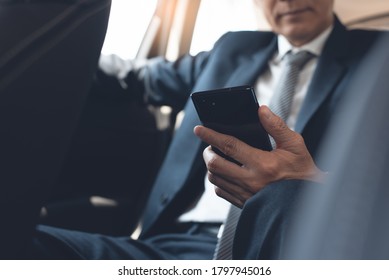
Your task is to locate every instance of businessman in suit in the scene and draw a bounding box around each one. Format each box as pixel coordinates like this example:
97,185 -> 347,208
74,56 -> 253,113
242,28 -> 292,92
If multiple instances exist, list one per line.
1,0 -> 385,259
195,0 -> 387,259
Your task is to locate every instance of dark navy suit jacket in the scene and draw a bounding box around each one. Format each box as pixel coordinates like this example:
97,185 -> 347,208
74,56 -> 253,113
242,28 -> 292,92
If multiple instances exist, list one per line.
136,19 -> 384,258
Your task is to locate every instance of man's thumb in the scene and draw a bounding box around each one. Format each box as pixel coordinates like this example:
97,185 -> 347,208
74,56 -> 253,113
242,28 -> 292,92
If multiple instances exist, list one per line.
259,106 -> 295,147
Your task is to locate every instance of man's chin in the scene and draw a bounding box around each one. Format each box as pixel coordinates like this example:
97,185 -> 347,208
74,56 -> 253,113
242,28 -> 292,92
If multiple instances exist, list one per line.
281,27 -> 317,46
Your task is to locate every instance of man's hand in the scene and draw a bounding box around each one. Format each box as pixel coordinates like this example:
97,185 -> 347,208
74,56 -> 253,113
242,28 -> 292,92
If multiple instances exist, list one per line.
194,105 -> 327,208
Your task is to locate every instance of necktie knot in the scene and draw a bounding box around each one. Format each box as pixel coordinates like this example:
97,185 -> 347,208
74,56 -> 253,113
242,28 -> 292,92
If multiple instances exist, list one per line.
284,50 -> 315,70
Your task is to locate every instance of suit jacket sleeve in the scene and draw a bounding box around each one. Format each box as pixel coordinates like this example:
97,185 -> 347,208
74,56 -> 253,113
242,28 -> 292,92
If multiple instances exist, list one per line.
123,34 -> 233,111
233,179 -> 322,259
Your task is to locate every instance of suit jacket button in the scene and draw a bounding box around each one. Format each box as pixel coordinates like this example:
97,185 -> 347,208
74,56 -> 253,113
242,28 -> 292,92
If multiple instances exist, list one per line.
160,193 -> 169,205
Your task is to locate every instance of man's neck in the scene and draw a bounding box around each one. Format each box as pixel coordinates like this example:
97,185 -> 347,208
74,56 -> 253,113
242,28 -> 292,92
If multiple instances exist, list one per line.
277,24 -> 334,59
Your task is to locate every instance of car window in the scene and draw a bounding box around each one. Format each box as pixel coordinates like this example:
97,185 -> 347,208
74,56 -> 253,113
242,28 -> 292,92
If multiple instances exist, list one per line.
190,0 -> 264,55
101,0 -> 158,59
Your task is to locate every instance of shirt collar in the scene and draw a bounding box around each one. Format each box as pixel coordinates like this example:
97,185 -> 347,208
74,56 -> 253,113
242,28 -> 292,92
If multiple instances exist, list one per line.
276,24 -> 334,62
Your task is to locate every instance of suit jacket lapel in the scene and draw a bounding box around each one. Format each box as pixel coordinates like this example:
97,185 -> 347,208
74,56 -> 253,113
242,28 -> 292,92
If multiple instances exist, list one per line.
295,19 -> 349,133
225,37 -> 277,87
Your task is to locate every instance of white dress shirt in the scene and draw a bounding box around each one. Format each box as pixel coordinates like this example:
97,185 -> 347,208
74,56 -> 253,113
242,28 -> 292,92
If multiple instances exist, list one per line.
179,25 -> 333,224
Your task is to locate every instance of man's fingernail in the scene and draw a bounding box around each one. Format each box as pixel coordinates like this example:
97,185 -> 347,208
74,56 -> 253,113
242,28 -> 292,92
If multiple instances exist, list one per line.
262,105 -> 272,119
194,125 -> 203,136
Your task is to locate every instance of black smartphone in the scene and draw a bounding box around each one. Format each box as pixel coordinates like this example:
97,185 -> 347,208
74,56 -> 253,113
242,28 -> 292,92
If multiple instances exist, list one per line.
191,85 -> 272,165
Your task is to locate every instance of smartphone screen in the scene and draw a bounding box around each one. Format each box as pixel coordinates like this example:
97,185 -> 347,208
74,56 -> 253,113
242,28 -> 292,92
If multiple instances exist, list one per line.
191,85 -> 272,164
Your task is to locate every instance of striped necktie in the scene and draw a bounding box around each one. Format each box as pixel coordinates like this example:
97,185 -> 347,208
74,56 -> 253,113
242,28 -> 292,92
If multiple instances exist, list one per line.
213,204 -> 241,260
269,50 -> 314,147
269,50 -> 315,122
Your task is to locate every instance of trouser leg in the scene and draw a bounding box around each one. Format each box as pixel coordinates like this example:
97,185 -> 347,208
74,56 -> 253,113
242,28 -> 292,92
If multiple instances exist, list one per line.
18,224 -> 217,260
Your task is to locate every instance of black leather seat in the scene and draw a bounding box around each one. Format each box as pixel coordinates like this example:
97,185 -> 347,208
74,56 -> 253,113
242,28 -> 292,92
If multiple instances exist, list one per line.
0,0 -> 111,258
